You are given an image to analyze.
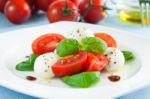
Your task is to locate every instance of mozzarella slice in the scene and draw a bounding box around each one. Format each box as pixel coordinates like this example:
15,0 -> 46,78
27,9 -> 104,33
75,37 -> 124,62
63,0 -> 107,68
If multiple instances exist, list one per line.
68,27 -> 94,42
104,47 -> 125,72
34,52 -> 59,78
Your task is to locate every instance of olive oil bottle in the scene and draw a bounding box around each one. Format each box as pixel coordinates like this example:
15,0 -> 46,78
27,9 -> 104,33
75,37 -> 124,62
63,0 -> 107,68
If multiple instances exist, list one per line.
118,5 -> 141,24
113,0 -> 150,24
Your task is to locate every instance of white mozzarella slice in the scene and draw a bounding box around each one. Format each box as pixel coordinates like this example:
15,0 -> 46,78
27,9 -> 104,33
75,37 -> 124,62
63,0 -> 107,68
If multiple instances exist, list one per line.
68,27 -> 94,42
34,52 -> 59,78
105,47 -> 125,72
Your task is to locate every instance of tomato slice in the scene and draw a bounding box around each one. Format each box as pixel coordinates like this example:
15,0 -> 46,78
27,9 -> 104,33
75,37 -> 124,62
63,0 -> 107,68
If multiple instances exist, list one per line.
52,51 -> 87,77
86,53 -> 108,71
32,34 -> 65,54
95,33 -> 117,47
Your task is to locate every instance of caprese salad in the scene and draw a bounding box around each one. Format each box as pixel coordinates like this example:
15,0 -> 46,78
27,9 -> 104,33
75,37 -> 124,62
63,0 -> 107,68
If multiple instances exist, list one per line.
16,27 -> 134,88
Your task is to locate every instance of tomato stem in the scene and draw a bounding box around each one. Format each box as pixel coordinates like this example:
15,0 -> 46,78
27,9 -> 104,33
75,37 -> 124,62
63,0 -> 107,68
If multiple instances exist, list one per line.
78,0 -> 111,22
62,0 -> 75,16
102,2 -> 112,11
79,0 -> 93,22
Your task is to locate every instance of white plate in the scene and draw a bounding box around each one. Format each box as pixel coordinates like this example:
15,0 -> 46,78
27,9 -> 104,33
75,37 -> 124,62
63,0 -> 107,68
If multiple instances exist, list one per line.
0,22 -> 150,99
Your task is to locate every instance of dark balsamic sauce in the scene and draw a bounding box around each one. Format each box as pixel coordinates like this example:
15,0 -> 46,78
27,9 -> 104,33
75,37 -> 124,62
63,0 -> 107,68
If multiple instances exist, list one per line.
26,76 -> 36,81
108,75 -> 120,82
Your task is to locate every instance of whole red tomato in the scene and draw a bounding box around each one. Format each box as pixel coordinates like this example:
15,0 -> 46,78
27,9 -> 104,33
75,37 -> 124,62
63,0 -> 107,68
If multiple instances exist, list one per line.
72,0 -> 105,23
71,0 -> 102,7
26,0 -> 34,8
34,0 -> 56,12
70,0 -> 82,7
0,0 -> 8,13
4,0 -> 31,24
47,0 -> 79,23
25,0 -> 34,10
83,5 -> 105,23
26,0 -> 39,14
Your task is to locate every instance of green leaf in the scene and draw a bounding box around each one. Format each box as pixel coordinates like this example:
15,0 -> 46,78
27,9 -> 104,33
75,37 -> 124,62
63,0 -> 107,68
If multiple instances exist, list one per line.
56,39 -> 79,57
62,72 -> 100,88
81,37 -> 107,53
122,51 -> 134,61
16,54 -> 39,71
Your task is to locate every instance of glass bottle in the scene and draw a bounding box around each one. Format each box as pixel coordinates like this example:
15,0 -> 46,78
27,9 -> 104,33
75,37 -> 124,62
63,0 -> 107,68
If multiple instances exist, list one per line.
112,0 -> 149,24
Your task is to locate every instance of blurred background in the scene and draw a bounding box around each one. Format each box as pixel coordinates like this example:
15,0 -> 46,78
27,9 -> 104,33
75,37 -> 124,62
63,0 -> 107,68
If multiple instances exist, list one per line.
0,0 -> 150,36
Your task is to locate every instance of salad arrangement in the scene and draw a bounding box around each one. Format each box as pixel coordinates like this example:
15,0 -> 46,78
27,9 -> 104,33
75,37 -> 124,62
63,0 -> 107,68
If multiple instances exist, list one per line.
16,27 -> 134,88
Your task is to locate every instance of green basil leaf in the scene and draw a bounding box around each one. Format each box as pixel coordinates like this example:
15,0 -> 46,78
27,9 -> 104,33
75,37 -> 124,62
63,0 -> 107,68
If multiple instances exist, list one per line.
122,51 -> 134,61
62,72 -> 100,88
16,54 -> 39,71
81,37 -> 107,53
56,39 -> 79,57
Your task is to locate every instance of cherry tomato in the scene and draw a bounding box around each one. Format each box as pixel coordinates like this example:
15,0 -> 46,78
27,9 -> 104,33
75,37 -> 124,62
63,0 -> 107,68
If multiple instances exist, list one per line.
25,0 -> 34,8
72,0 -> 105,23
95,33 -> 117,47
70,0 -> 82,7
34,0 -> 56,12
4,0 -> 31,24
25,0 -> 39,14
84,6 -> 105,23
25,0 -> 34,11
86,53 -> 108,71
47,0 -> 79,23
71,0 -> 101,7
92,0 -> 103,6
32,34 -> 65,54
0,0 -> 8,13
52,51 -> 87,77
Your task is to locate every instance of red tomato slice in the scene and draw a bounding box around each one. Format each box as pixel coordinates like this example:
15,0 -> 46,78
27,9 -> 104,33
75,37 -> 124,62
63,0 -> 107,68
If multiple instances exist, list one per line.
95,33 -> 117,47
32,33 -> 65,54
52,51 -> 87,77
86,53 -> 108,71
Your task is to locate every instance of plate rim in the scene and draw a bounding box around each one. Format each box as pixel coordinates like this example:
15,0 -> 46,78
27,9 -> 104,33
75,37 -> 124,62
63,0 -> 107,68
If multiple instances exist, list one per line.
0,21 -> 150,99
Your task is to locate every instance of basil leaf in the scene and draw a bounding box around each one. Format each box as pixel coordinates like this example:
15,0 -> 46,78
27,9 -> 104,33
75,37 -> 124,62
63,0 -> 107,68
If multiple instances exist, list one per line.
81,37 -> 107,53
62,72 -> 100,88
56,39 -> 79,57
122,51 -> 134,61
16,54 -> 39,71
